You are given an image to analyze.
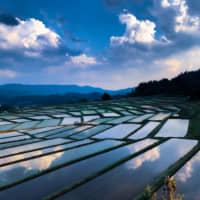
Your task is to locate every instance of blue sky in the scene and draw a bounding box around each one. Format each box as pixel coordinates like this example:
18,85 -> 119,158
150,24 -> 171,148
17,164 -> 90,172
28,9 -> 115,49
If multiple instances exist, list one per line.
0,0 -> 200,89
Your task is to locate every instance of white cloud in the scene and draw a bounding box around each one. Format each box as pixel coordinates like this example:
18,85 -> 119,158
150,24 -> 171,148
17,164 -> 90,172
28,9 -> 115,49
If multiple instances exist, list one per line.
68,54 -> 100,67
154,46 -> 200,76
0,17 -> 61,55
0,69 -> 17,78
161,0 -> 200,33
1,147 -> 64,172
110,12 -> 156,46
176,152 -> 200,182
127,147 -> 160,169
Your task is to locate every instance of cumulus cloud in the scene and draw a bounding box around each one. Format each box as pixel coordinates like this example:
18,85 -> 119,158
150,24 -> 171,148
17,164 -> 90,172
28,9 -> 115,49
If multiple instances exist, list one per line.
0,14 -> 82,76
111,12 -> 156,46
0,14 -> 81,64
152,0 -> 200,37
107,0 -> 200,73
0,17 -> 60,51
160,0 -> 200,33
1,0 -> 200,89
68,54 -> 101,67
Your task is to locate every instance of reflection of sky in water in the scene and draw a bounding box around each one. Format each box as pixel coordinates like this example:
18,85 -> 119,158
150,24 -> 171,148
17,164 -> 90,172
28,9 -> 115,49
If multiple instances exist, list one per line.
14,121 -> 40,130
0,138 -> 69,158
0,139 -> 157,199
102,112 -> 120,117
27,126 -> 62,135
0,140 -> 122,188
174,151 -> 200,200
108,116 -> 135,124
92,118 -> 113,123
61,117 -> 81,125
129,122 -> 160,139
93,124 -> 140,139
157,151 -> 200,200
127,147 -> 160,169
59,139 -> 197,200
149,113 -> 171,121
36,126 -> 75,138
3,146 -> 64,171
36,119 -> 61,128
0,138 -> 40,150
156,119 -> 189,137
48,125 -> 92,138
0,131 -> 22,139
71,125 -> 112,139
0,139 -> 90,166
83,115 -> 99,122
128,114 -> 153,123
0,135 -> 30,144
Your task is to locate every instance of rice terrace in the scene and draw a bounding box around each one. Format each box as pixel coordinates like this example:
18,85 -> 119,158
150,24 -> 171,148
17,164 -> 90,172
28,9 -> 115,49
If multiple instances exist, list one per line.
1,0 -> 200,199
0,96 -> 199,199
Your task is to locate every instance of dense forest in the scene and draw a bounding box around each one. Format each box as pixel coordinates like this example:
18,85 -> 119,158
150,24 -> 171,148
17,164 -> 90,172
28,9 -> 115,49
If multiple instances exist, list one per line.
134,69 -> 200,99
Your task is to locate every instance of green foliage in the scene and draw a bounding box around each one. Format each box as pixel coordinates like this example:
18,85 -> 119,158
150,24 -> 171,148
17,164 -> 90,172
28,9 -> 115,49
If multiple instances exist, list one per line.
134,69 -> 200,99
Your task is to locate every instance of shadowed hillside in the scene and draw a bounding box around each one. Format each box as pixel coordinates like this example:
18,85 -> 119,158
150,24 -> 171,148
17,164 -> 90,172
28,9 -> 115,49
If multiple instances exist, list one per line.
134,69 -> 200,99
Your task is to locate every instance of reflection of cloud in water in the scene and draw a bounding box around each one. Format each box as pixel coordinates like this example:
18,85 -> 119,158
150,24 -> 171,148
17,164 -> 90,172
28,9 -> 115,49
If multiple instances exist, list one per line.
176,152 -> 200,182
127,147 -> 160,169
2,147 -> 64,171
0,147 -> 64,187
126,139 -> 156,154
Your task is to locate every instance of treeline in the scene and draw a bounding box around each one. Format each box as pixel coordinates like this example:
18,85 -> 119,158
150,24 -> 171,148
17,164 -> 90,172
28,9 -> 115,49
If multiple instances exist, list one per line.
134,69 -> 200,99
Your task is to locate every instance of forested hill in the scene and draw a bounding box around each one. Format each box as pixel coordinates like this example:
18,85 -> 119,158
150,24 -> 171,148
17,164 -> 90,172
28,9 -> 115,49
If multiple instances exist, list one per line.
134,69 -> 200,99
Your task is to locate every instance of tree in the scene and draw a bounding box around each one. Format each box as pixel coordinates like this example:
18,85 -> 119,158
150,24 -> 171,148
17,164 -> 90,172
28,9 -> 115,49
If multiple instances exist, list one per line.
102,93 -> 111,101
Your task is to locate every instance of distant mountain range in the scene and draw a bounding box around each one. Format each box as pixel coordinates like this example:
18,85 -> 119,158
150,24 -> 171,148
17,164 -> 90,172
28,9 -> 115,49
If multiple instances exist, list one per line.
0,84 -> 133,97
0,84 -> 134,107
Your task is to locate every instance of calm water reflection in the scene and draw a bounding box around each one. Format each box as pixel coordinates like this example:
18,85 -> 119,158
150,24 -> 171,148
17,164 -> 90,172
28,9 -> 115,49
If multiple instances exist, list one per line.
70,125 -> 112,140
129,122 -> 160,139
156,119 -> 189,137
157,151 -> 200,200
93,124 -> 140,139
57,139 -> 197,200
0,139 -> 156,199
0,140 -> 122,188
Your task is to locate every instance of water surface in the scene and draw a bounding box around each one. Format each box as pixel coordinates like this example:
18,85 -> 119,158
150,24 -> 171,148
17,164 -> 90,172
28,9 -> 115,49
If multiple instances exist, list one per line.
58,139 -> 197,200
93,124 -> 140,139
155,119 -> 189,137
0,139 -> 157,200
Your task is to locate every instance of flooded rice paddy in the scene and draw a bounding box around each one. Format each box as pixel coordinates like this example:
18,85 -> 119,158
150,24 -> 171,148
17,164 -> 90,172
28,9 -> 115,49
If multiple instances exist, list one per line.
0,96 -> 199,200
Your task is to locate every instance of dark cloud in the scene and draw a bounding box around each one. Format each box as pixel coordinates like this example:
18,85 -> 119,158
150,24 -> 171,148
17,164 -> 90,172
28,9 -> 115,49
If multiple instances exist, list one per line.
64,30 -> 88,43
107,32 -> 200,69
0,13 -> 19,26
150,0 -> 177,39
186,0 -> 200,16
0,39 -> 82,72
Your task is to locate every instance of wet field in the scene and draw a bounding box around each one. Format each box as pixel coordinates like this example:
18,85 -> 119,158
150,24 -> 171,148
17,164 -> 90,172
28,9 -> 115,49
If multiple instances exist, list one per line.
0,96 -> 199,199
